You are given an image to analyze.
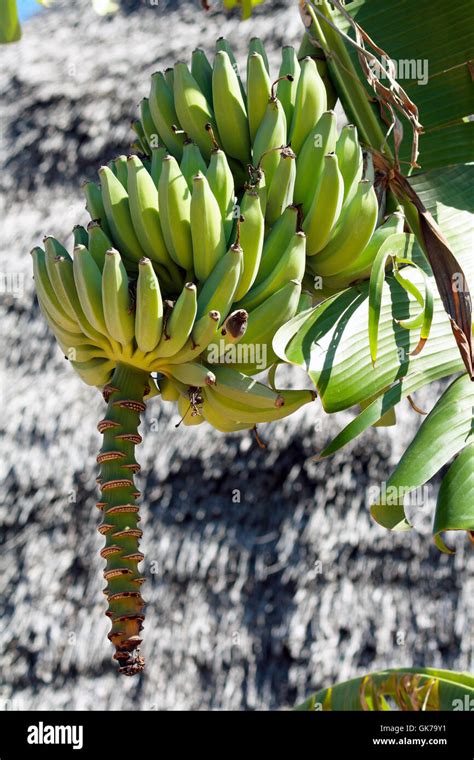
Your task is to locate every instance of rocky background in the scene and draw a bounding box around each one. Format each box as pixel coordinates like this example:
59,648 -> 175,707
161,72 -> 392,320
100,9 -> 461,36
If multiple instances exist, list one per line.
0,0 -> 472,711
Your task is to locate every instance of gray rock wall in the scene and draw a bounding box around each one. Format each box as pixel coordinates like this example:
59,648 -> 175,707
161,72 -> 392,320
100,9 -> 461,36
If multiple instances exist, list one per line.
0,0 -> 472,711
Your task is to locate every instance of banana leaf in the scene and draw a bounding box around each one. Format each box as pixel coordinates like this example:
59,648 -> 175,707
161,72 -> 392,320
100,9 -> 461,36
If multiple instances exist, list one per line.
295,668 -> 474,711
434,444 -> 474,553
370,374 -> 474,535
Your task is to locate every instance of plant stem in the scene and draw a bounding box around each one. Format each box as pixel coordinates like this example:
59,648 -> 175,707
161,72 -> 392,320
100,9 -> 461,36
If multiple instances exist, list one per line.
96,362 -> 149,676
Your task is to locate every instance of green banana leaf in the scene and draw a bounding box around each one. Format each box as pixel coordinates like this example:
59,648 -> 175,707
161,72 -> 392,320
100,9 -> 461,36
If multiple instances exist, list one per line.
312,0 -> 474,171
370,374 -> 474,538
295,668 -> 474,711
433,444 -> 474,553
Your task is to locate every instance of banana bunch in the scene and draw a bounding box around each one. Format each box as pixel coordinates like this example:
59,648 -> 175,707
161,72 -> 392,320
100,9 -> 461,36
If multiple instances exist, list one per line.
33,158 -> 312,431
134,38 -> 404,299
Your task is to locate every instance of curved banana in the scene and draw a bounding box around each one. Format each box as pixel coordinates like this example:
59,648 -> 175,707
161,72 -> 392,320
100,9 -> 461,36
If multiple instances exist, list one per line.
165,310 -> 220,365
254,204 -> 299,286
70,357 -> 115,388
82,180 -> 112,238
303,153 -> 344,256
196,241 -> 242,322
277,45 -> 300,127
140,97 -> 160,150
180,140 -> 207,190
206,144 -> 235,243
236,231 -> 306,312
87,220 -> 113,272
201,393 -> 253,433
247,52 -> 272,143
289,56 -> 327,154
252,93 -> 287,191
173,61 -> 218,160
204,385 -> 315,424
135,257 -> 163,352
156,281 -> 197,358
191,47 -> 214,109
31,247 -> 80,334
127,154 -> 177,273
335,124 -> 363,204
212,50 -> 251,165
323,212 -> 405,289
216,36 -> 246,102
232,187 -> 265,301
211,365 -> 283,408
294,110 -> 337,212
99,165 -> 145,263
149,71 -> 184,160
191,171 -> 227,282
43,236 -> 76,322
166,361 -> 216,387
158,154 -> 193,271
73,244 -> 108,335
310,180 -> 379,277
102,249 -> 135,348
265,147 -> 296,228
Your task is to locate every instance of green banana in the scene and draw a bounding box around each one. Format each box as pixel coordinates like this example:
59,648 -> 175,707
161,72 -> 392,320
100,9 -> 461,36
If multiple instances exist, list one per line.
177,393 -> 204,426
236,231 -> 306,312
82,180 -> 112,238
232,187 -> 265,302
277,46 -> 300,127
165,310 -> 221,365
254,204 -> 299,286
323,213 -> 405,289
204,385 -> 315,424
150,145 -> 168,188
206,143 -> 235,243
70,358 -> 115,388
212,50 -> 251,165
180,140 -> 207,190
127,154 -> 178,274
140,97 -> 160,150
289,57 -> 327,154
211,366 -> 283,409
252,94 -> 287,190
232,279 -> 301,374
135,257 -> 163,353
293,110 -> 337,213
310,180 -> 379,277
216,37 -> 246,102
265,147 -> 296,228
303,153 -> 344,256
191,171 -> 227,282
102,249 -> 135,347
149,71 -> 184,160
173,61 -> 218,160
246,52 -> 272,143
248,37 -> 269,73
191,48 -> 214,109
158,375 -> 181,402
166,362 -> 216,387
158,155 -> 193,270
164,67 -> 174,92
335,124 -> 364,204
196,241 -> 242,322
73,225 -> 89,247
87,220 -> 113,272
156,281 -> 197,358
73,244 -> 108,335
131,118 -> 149,156
43,236 -> 76,322
99,165 -> 145,263
201,395 -> 253,433
31,247 -> 80,334
112,155 -> 129,190
55,256 -> 114,352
